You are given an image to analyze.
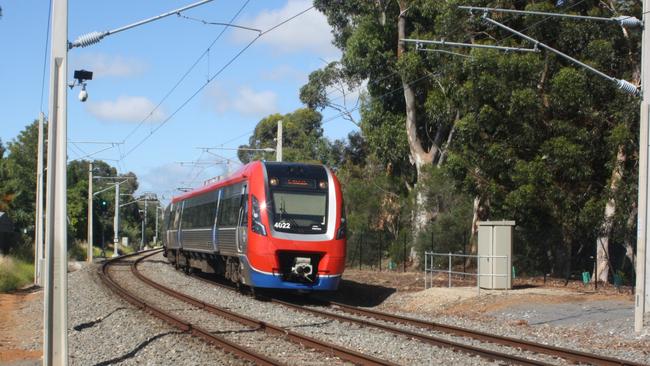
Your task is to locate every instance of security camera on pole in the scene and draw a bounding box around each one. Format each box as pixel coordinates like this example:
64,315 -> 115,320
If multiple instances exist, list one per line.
44,1 -> 219,361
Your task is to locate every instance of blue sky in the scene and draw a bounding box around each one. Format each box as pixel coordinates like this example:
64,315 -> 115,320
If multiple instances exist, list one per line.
0,0 -> 361,203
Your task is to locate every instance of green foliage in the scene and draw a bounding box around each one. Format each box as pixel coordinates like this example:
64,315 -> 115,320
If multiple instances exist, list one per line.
0,120 -> 152,256
414,167 -> 473,261
238,108 -> 334,164
0,255 -> 33,292
310,0 -> 643,278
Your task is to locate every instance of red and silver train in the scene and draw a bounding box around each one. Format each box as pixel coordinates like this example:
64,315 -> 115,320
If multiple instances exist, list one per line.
162,161 -> 346,291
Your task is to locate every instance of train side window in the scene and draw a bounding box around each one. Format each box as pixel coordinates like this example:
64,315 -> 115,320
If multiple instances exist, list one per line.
173,203 -> 182,230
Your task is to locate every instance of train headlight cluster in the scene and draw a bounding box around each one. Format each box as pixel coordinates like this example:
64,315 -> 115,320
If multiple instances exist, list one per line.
251,195 -> 267,236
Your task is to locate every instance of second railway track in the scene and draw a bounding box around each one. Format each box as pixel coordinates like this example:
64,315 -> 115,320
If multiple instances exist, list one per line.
101,250 -> 395,366
109,250 -> 648,366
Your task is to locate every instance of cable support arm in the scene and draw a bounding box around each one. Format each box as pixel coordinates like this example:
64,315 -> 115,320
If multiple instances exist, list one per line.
197,146 -> 275,152
92,179 -> 130,196
69,0 -> 214,49
458,6 -> 642,28
402,38 -> 539,53
119,198 -> 145,208
480,15 -> 639,96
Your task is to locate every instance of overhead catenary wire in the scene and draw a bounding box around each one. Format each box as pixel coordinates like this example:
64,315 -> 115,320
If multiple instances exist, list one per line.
119,0 -> 253,145
39,0 -> 53,113
119,5 -> 316,161
177,13 -> 262,33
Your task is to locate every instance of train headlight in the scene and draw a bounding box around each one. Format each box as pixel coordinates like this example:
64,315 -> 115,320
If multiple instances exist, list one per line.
319,180 -> 328,189
336,216 -> 346,240
252,195 -> 267,236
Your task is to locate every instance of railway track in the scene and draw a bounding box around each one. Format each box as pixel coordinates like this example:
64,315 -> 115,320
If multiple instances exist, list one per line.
178,259 -> 645,366
101,249 -> 395,366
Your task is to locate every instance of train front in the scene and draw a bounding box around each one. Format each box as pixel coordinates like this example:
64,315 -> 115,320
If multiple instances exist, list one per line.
242,162 -> 346,291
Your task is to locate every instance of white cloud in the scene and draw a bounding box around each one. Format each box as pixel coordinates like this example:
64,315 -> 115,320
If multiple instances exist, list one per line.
138,163 -> 194,200
206,83 -> 278,118
262,64 -> 308,84
71,53 -> 148,78
231,0 -> 339,57
86,96 -> 166,123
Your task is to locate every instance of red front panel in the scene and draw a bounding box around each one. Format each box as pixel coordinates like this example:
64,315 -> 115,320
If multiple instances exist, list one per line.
245,162 -> 346,277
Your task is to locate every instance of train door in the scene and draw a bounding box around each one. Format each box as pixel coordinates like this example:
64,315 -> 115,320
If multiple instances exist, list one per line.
236,184 -> 248,253
212,189 -> 223,252
168,202 -> 182,249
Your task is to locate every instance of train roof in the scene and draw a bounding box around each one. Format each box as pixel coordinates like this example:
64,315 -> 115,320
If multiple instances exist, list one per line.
170,161 -> 327,204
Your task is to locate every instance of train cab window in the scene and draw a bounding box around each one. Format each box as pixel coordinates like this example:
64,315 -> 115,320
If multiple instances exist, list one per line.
270,191 -> 327,234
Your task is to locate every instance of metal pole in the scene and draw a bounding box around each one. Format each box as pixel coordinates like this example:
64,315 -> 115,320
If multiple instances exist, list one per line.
359,235 -> 362,270
636,0 -> 650,333
155,206 -> 159,245
34,112 -> 45,286
424,251 -> 428,289
448,252 -> 452,288
477,255 -> 481,295
378,237 -> 382,272
44,0 -> 68,364
457,6 -> 642,26
402,38 -> 539,52
403,236 -> 406,273
143,198 -> 147,250
112,183 -> 120,258
87,162 -> 93,263
276,120 -> 283,162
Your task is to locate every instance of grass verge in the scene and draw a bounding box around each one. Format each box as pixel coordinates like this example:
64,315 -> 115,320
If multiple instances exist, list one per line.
0,256 -> 34,292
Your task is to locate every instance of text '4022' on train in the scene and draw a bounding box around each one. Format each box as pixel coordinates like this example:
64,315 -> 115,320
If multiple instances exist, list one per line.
162,161 -> 347,291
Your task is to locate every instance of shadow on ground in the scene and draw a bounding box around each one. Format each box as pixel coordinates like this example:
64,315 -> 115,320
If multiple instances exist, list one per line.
322,279 -> 396,307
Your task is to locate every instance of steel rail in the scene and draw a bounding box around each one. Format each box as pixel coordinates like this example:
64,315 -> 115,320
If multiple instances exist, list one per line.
326,301 -> 646,366
190,270 -> 645,366
99,250 -> 280,366
187,274 -> 552,365
132,251 -> 396,366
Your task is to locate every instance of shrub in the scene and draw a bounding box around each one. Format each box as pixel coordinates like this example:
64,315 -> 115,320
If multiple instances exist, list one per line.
0,255 -> 34,292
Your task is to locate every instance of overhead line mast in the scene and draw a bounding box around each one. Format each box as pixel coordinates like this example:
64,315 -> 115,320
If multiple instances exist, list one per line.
458,3 -> 646,332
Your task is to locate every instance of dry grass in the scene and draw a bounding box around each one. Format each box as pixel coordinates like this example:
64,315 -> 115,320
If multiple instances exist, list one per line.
0,255 -> 33,292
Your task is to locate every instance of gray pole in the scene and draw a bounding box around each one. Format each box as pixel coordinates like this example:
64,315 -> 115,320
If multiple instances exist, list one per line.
43,0 -> 68,363
87,162 -> 93,263
112,183 -> 120,257
143,198 -> 147,250
276,120 -> 283,162
636,0 -> 650,333
34,112 -> 45,286
155,206 -> 159,246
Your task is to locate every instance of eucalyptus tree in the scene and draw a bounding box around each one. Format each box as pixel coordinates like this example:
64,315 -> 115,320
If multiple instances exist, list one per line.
440,0 -> 641,279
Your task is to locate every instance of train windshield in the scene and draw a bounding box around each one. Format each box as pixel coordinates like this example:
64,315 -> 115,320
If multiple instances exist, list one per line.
270,191 -> 327,234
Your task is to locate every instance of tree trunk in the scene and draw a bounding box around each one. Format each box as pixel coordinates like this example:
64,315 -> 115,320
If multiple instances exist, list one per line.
397,2 -> 434,264
594,145 -> 626,283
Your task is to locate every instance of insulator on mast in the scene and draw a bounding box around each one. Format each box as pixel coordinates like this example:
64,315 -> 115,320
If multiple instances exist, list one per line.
613,16 -> 642,28
69,31 -> 108,49
616,79 -> 639,96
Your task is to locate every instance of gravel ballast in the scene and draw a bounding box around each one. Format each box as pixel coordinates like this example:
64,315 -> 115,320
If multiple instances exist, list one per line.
138,253 -> 569,365
68,261 -> 247,365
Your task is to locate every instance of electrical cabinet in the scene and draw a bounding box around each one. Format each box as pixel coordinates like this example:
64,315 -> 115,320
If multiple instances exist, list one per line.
478,221 -> 515,289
